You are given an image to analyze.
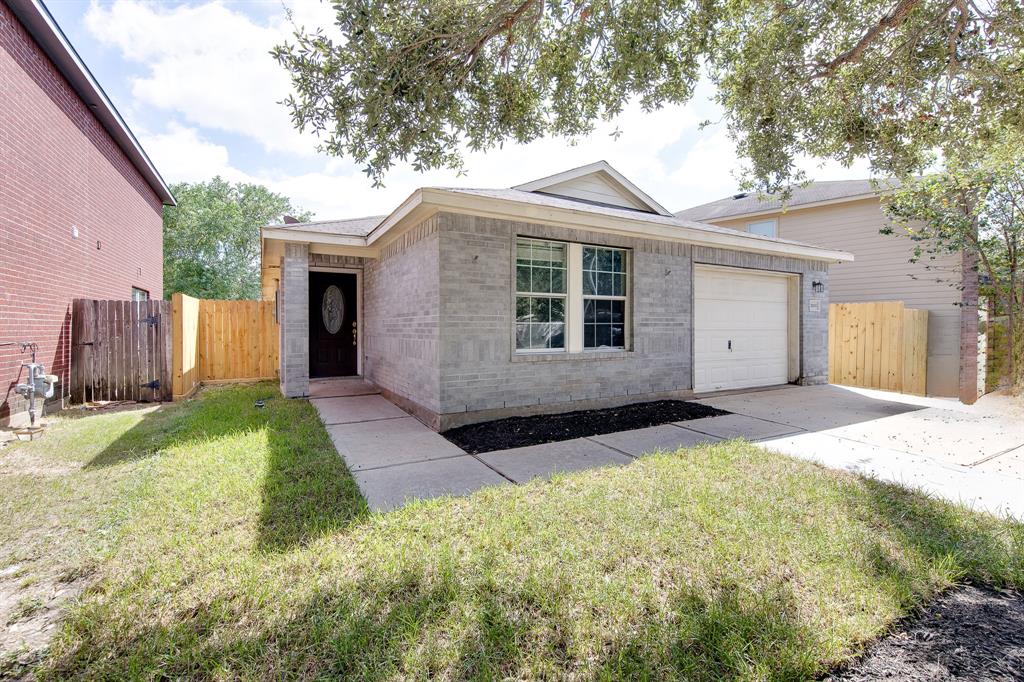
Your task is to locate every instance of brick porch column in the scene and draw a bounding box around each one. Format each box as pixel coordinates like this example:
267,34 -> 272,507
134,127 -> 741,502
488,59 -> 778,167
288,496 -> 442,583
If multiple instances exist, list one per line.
280,242 -> 310,398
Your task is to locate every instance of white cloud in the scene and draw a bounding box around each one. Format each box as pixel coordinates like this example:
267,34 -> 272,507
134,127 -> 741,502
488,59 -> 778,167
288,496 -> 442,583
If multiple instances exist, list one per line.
85,0 -> 326,155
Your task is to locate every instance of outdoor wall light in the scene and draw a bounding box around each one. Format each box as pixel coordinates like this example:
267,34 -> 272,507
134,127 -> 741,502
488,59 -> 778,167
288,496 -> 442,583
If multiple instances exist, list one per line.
812,280 -> 824,294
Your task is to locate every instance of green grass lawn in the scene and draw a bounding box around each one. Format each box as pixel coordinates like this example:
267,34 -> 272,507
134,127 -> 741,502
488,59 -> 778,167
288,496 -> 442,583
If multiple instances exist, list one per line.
1,383 -> 1021,680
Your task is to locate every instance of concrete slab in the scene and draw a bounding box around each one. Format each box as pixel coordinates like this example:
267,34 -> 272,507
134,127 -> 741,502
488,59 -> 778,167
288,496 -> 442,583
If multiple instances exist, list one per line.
826,408 -> 1024,467
680,413 -> 803,441
327,417 -> 466,471
479,438 -> 633,484
974,445 -> 1024,479
309,378 -> 379,399
354,456 -> 509,512
312,394 -> 408,425
589,424 -> 720,457
760,431 -> 1024,519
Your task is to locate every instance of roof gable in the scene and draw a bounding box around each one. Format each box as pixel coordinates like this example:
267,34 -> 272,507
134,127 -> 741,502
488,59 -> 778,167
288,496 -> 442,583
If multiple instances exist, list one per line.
513,161 -> 672,216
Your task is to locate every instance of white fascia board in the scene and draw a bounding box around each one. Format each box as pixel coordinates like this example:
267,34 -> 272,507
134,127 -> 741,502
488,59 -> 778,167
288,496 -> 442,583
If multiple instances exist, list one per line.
261,227 -> 369,248
408,189 -> 854,263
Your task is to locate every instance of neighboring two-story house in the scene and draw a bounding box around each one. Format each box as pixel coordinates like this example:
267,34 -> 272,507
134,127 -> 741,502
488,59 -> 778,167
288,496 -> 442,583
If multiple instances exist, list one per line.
676,180 -> 981,401
1,0 -> 175,425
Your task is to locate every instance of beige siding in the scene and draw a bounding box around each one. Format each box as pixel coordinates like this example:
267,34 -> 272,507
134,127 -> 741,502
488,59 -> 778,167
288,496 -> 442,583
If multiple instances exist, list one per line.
543,173 -> 649,211
711,199 -> 961,396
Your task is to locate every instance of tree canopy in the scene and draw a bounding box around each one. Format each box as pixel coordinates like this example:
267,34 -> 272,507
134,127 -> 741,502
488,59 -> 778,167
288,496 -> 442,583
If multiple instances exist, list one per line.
883,134 -> 1024,387
273,0 -> 1023,190
163,178 -> 312,300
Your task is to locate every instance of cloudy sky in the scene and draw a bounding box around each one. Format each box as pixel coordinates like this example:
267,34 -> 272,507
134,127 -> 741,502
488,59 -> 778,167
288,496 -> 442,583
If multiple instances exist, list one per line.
50,0 -> 873,220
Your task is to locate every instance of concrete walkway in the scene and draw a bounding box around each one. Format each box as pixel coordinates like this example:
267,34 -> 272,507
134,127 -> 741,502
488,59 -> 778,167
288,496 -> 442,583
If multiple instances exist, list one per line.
311,378 -> 1023,517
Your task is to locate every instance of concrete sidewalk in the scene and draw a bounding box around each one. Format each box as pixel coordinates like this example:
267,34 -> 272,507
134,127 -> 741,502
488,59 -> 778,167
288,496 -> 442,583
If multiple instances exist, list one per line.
311,378 -> 1023,517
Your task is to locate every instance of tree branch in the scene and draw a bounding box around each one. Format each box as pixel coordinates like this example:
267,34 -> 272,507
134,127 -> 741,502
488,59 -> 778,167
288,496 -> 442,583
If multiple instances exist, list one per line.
814,0 -> 924,77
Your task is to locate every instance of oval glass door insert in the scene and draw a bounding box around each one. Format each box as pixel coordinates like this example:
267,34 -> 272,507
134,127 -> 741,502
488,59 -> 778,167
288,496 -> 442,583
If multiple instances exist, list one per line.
322,285 -> 345,334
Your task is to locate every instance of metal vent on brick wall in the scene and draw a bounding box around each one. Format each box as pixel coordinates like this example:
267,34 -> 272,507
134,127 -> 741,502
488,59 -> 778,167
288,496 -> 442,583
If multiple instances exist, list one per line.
322,285 -> 344,334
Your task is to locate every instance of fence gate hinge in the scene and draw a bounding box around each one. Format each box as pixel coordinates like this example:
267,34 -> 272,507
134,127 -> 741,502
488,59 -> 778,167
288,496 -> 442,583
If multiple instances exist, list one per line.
142,315 -> 160,326
142,379 -> 160,389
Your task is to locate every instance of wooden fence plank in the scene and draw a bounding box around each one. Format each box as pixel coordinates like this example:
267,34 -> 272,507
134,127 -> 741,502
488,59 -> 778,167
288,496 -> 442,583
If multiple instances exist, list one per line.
829,301 -> 928,396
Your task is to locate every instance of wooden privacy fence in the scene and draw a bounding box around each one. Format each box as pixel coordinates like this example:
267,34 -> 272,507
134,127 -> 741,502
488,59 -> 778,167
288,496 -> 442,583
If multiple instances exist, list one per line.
71,298 -> 172,402
172,293 -> 279,399
828,302 -> 929,396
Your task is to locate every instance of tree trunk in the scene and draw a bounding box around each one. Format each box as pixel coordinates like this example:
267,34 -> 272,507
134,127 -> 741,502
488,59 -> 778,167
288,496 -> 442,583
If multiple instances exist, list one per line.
959,246 -> 981,404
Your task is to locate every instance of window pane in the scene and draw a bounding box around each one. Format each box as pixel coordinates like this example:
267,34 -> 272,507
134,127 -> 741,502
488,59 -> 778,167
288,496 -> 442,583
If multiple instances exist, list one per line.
534,297 -> 551,322
597,272 -> 613,296
516,297 -> 531,322
583,270 -> 597,296
550,323 -> 565,349
582,247 -> 596,271
584,299 -> 596,323
596,248 -> 614,272
612,274 -> 626,296
516,266 -> 530,293
610,324 -> 625,348
612,250 -> 623,272
537,266 -> 554,293
529,324 -> 550,349
517,241 -> 532,264
550,298 -> 565,323
610,300 -> 625,324
551,268 -> 565,294
516,323 -> 531,349
584,323 -> 596,347
594,324 -> 612,348
747,220 -> 777,237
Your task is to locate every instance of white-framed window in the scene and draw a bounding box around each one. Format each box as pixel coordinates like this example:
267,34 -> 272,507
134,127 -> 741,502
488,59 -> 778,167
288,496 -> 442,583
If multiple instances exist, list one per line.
582,246 -> 627,349
514,237 -> 630,353
515,238 -> 567,351
131,287 -> 149,301
747,219 -> 777,237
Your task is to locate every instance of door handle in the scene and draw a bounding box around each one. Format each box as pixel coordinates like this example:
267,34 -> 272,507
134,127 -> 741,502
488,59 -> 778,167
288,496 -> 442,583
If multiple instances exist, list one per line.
352,320 -> 358,347
727,340 -> 732,351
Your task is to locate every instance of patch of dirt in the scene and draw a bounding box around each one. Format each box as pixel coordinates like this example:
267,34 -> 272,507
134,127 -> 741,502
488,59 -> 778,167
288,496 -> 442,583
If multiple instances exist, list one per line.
443,400 -> 729,454
828,584 -> 1024,681
0,564 -> 92,677
0,449 -> 79,479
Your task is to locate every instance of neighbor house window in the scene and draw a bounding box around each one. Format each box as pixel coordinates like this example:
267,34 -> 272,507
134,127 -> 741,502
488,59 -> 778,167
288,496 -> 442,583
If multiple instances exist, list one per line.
514,238 -> 630,353
582,246 -> 627,349
131,287 -> 149,301
747,219 -> 777,237
515,238 -> 567,350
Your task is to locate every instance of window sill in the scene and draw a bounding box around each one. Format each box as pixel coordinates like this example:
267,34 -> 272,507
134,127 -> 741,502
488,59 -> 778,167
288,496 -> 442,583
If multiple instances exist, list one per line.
511,348 -> 632,363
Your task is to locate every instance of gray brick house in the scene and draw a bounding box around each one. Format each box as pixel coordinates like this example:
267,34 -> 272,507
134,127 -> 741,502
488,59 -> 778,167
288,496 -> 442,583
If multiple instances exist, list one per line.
261,162 -> 852,430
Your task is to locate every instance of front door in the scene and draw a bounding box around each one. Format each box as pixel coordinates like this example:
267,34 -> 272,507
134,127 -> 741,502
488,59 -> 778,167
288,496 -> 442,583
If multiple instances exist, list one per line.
309,271 -> 358,377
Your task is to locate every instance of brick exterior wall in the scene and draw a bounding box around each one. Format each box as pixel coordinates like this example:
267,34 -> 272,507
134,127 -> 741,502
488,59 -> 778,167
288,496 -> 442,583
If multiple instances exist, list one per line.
0,2 -> 164,425
436,212 -> 831,429
363,216 -> 441,420
274,211 -> 831,430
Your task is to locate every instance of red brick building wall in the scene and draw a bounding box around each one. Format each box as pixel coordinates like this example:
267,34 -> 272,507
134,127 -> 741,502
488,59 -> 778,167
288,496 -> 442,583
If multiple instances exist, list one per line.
0,2 -> 164,425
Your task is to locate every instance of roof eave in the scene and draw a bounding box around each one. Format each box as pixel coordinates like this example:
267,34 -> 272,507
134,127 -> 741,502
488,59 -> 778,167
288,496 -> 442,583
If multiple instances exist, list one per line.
678,189 -> 894,223
7,0 -> 176,206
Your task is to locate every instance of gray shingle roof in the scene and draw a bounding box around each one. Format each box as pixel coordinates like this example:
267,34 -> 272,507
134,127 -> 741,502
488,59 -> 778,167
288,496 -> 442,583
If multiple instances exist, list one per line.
674,179 -> 898,222
268,215 -> 386,237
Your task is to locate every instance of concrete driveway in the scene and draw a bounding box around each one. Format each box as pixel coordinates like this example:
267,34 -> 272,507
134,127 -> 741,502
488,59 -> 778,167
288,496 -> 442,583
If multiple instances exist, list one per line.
698,384 -> 1024,518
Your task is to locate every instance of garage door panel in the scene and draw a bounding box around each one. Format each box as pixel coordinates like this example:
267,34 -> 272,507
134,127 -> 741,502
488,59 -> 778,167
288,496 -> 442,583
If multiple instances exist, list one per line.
694,266 -> 791,392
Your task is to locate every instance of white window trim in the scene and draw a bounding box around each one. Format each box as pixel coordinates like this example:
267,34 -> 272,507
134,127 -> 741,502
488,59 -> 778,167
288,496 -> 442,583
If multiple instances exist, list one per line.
515,238 -> 631,355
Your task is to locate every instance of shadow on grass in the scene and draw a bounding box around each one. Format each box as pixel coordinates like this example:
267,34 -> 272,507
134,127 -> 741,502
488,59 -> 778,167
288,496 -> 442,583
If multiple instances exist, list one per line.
84,383 -> 367,552
45,568 -> 824,680
843,476 -> 1024,589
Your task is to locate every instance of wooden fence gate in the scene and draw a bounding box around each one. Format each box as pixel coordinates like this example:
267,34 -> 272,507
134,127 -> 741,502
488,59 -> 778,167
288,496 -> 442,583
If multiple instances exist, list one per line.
71,298 -> 172,403
828,301 -> 929,396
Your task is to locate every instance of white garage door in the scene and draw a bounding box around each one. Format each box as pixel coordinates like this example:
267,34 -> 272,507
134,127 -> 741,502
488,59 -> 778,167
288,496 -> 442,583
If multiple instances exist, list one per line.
694,265 -> 790,392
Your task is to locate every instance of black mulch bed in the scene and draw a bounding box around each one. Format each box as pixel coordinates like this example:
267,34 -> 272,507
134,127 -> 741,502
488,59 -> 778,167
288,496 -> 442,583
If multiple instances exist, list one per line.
442,400 -> 729,454
827,584 -> 1024,681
